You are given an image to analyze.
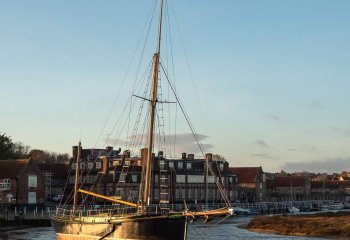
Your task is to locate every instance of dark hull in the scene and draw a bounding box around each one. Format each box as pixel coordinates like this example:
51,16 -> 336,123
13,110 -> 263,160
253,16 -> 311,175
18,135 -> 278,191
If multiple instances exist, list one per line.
51,215 -> 187,240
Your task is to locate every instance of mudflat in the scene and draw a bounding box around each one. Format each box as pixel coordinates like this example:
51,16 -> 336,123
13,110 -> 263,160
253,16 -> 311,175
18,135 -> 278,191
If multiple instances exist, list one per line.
247,211 -> 350,238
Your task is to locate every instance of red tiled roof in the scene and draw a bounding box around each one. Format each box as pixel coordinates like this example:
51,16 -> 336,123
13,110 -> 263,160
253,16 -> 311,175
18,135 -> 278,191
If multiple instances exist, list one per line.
0,159 -> 30,178
37,163 -> 68,179
270,176 -> 307,187
230,167 -> 261,184
311,180 -> 349,188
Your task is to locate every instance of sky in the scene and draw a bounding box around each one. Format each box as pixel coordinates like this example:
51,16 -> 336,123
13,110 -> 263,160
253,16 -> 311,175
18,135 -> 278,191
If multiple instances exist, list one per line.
1,0 -> 349,173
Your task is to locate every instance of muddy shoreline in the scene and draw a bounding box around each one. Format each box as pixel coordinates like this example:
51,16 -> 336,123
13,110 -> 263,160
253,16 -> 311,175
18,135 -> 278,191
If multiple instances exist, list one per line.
246,211 -> 350,238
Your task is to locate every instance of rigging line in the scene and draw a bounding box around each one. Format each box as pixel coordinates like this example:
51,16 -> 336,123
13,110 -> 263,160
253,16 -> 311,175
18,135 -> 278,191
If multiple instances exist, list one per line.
60,155 -> 75,207
160,62 -> 230,206
169,0 -> 210,137
108,60 -> 153,149
160,62 -> 205,156
94,0 -> 157,148
130,0 -> 157,95
165,0 -> 178,157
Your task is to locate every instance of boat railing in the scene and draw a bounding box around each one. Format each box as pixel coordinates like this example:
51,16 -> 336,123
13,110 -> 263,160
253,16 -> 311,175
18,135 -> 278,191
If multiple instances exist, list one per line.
52,205 -> 139,220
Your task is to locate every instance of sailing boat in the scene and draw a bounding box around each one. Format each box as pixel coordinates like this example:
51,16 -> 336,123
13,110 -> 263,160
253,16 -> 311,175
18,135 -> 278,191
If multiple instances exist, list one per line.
50,1 -> 233,239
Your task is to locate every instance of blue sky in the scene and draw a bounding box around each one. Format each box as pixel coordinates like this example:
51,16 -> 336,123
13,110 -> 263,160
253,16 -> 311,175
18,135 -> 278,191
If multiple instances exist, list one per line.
1,0 -> 349,173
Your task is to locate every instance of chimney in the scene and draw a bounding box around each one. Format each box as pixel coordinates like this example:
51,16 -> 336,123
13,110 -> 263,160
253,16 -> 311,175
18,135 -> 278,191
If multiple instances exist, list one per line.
102,156 -> 108,175
181,152 -> 187,160
123,150 -> 131,158
106,146 -> 113,151
141,148 -> 148,165
205,153 -> 213,161
72,146 -> 78,159
187,153 -> 194,159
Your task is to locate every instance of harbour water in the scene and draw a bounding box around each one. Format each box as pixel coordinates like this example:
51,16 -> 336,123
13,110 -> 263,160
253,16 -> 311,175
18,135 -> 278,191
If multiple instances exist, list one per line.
2,217 -> 325,240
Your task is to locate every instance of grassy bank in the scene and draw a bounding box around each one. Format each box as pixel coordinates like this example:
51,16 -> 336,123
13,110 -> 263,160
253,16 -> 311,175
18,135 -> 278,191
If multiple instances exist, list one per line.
247,211 -> 350,238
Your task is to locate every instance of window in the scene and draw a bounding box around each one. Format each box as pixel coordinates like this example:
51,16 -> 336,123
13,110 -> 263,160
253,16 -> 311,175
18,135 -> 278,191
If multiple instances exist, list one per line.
28,175 -> 37,187
176,175 -> 186,183
132,174 -> 138,183
188,189 -> 193,199
154,174 -> 159,183
95,162 -> 101,169
160,175 -> 167,184
229,177 -> 233,184
3,179 -> 10,183
186,163 -> 192,169
175,189 -> 180,199
177,162 -> 183,169
154,189 -> 159,200
207,176 -> 215,183
71,164 -> 76,170
187,175 -> 204,183
88,163 -> 93,169
28,192 -> 36,204
159,161 -> 165,170
169,161 -> 174,168
219,163 -> 224,171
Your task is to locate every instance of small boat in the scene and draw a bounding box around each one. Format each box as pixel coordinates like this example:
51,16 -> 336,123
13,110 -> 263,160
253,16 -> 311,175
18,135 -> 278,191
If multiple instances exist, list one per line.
329,202 -> 345,210
288,206 -> 300,214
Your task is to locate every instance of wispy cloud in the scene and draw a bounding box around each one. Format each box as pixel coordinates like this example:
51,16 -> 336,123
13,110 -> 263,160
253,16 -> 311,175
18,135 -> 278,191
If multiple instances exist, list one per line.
330,127 -> 350,138
280,156 -> 350,173
266,113 -> 281,121
287,148 -> 296,151
306,100 -> 324,109
252,139 -> 270,148
251,153 -> 273,159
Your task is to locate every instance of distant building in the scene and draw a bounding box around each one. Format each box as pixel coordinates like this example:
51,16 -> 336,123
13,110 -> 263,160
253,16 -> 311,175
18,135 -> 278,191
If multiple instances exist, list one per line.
229,167 -> 266,202
38,163 -> 68,200
266,176 -> 311,202
0,159 -> 45,205
67,145 -> 236,205
310,180 -> 350,202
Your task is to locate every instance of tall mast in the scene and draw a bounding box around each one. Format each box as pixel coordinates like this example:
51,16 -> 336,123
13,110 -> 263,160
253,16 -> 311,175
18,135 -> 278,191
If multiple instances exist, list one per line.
143,0 -> 164,208
73,141 -> 81,212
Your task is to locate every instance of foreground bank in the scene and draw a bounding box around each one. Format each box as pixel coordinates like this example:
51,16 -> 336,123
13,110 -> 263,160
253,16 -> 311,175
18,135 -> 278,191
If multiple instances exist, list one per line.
247,211 -> 350,238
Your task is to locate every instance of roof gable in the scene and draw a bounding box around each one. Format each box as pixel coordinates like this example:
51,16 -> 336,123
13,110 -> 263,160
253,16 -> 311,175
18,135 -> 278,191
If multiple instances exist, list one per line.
0,159 -> 30,179
230,167 -> 261,184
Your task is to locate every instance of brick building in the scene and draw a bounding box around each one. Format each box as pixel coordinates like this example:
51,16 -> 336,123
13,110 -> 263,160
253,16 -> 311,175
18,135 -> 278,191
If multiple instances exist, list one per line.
0,159 -> 45,205
67,145 -> 236,205
38,163 -> 68,200
229,167 -> 266,203
266,176 -> 311,202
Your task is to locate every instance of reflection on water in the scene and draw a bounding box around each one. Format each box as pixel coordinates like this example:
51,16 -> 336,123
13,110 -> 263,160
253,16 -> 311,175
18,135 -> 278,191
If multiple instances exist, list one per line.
3,218 -> 325,240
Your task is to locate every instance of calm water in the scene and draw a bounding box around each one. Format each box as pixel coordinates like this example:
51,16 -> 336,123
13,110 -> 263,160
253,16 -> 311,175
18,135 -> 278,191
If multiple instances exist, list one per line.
3,217 -> 325,240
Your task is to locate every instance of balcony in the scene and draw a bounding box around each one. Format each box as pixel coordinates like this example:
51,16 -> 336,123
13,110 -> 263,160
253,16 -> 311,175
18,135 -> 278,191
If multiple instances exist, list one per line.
0,182 -> 11,191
